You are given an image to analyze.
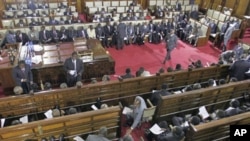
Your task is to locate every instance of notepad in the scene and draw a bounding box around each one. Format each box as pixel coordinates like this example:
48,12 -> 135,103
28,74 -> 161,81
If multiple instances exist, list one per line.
150,124 -> 164,135
73,136 -> 85,141
122,107 -> 133,115
44,109 -> 53,119
19,115 -> 28,124
199,106 -> 209,119
1,118 -> 5,128
91,105 -> 98,110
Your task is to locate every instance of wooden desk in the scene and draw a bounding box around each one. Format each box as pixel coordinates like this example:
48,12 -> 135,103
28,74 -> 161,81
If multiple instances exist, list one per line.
0,40 -> 115,94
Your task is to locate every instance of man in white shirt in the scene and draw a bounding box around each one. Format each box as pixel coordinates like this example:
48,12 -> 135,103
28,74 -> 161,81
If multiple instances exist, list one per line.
87,25 -> 96,39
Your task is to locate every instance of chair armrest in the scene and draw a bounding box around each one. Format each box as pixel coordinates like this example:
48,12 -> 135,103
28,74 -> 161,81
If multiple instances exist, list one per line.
147,99 -> 154,107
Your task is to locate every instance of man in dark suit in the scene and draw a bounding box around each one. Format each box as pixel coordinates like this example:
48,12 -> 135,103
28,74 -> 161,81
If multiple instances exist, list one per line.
95,23 -> 106,47
39,26 -> 52,44
59,26 -> 69,42
157,126 -> 185,141
64,52 -> 83,87
190,8 -> 199,20
117,20 -> 127,50
163,29 -> 178,64
126,22 -> 135,45
67,26 -> 77,41
16,19 -> 27,28
121,68 -> 135,79
150,83 -> 171,106
229,58 -> 250,81
103,22 -> 113,47
29,18 -> 39,26
64,8 -> 72,16
39,18 -> 49,25
49,17 -> 59,25
16,30 -> 29,45
209,20 -> 217,34
65,16 -> 74,24
76,26 -> 88,39
12,60 -> 33,94
27,0 -> 37,10
175,0 -> 182,11
50,26 -> 60,43
6,30 -> 17,44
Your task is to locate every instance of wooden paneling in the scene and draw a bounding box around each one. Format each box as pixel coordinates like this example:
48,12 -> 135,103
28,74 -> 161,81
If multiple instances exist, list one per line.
211,0 -> 222,10
224,0 -> 236,9
235,0 -> 250,16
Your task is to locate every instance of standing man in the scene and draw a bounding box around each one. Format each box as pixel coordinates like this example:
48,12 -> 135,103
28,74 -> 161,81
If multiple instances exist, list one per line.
117,20 -> 127,50
163,29 -> 178,64
12,60 -> 33,94
64,52 -> 83,87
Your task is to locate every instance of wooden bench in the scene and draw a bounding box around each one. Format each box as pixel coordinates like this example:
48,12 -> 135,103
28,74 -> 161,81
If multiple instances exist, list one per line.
0,106 -> 121,141
185,112 -> 250,141
0,65 -> 230,118
156,79 -> 250,122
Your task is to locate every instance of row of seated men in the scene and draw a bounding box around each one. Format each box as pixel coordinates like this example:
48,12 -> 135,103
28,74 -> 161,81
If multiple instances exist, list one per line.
1,18 -> 176,48
5,1 -> 68,11
2,8 -> 74,19
10,16 -> 83,28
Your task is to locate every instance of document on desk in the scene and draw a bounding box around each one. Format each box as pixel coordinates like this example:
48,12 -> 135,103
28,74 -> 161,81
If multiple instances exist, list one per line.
150,124 -> 164,135
1,118 -> 5,128
199,106 -> 210,119
122,107 -> 133,115
91,105 -> 98,110
73,136 -> 85,141
44,109 -> 53,119
19,115 -> 28,124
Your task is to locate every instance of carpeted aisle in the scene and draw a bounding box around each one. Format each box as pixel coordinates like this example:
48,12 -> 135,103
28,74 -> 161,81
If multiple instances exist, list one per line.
107,40 -> 221,78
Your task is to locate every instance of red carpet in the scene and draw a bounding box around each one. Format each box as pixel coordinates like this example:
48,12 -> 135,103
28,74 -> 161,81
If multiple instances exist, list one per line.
120,115 -> 151,141
107,40 -> 221,78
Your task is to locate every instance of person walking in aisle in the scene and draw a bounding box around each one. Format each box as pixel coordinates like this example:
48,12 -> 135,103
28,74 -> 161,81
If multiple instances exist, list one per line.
163,29 -> 178,64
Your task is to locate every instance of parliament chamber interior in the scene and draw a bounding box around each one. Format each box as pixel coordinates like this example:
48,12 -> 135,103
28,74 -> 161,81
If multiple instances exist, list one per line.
0,0 -> 250,141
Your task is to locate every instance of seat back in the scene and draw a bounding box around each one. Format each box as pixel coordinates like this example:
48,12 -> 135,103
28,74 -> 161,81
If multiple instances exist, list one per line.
142,106 -> 156,121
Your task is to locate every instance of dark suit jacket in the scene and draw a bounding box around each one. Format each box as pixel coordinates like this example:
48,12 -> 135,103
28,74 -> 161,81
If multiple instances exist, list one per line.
64,12 -> 72,16
65,20 -> 74,24
77,29 -> 88,38
12,65 -> 33,86
117,22 -> 127,38
167,34 -> 178,51
50,30 -> 60,39
103,25 -> 113,37
49,19 -> 59,25
28,3 -> 37,10
95,26 -> 105,39
16,33 -> 30,45
209,23 -> 217,34
39,30 -> 51,41
229,60 -> 250,81
63,58 -> 83,78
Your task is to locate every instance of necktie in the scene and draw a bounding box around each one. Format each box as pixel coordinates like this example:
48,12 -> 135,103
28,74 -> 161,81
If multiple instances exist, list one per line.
82,31 -> 85,37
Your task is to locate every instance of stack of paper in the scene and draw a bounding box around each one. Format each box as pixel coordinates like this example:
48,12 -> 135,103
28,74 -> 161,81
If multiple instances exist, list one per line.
73,136 -> 84,141
150,124 -> 164,135
1,118 -> 5,128
91,105 -> 98,110
44,109 -> 53,119
122,107 -> 133,115
19,115 -> 28,124
199,106 -> 209,119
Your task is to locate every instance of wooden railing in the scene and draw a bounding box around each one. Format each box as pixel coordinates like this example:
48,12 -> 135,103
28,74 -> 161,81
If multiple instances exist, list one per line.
156,79 -> 250,122
0,106 -> 121,141
0,65 -> 230,118
186,112 -> 250,141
